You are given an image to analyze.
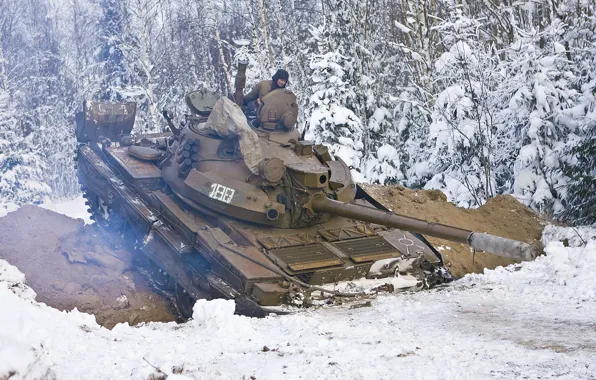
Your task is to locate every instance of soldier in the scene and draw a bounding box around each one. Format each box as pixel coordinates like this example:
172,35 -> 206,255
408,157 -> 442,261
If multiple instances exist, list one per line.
243,69 -> 290,107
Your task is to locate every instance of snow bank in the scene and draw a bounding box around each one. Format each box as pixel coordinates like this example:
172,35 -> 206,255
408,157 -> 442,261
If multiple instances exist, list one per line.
542,225 -> 596,247
461,240 -> 596,302
38,195 -> 93,225
192,299 -> 253,336
460,226 -> 596,304
0,202 -> 19,218
0,258 -> 37,301
0,195 -> 92,224
0,260 -> 55,379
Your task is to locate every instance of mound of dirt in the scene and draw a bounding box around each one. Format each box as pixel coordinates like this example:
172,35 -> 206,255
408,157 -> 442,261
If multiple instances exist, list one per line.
0,205 -> 176,328
361,184 -> 549,277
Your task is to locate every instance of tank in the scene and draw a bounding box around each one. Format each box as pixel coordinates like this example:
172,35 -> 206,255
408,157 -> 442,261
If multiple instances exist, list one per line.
75,64 -> 537,318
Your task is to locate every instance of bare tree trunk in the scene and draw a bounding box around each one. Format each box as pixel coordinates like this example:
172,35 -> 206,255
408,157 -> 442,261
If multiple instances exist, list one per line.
244,0 -> 267,73
275,0 -> 286,65
0,27 -> 7,92
207,0 -> 232,91
258,0 -> 275,67
357,0 -> 370,155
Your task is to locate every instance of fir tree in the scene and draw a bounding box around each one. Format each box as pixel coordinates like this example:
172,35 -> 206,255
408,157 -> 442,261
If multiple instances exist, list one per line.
560,135 -> 596,225
98,0 -> 130,101
0,88 -> 51,206
304,25 -> 364,172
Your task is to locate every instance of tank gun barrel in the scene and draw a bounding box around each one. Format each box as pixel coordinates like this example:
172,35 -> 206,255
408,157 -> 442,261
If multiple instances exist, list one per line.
311,195 -> 537,261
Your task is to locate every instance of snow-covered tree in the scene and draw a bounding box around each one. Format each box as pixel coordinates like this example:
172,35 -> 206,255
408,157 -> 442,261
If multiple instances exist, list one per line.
304,0 -> 405,180
120,0 -> 163,132
560,135 -> 596,225
98,0 -> 130,101
406,12 -> 503,207
504,29 -> 579,213
557,6 -> 596,225
0,87 -> 51,206
304,25 -> 364,171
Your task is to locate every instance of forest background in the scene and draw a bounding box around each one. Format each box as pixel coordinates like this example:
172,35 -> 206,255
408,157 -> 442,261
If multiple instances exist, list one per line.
0,0 -> 594,225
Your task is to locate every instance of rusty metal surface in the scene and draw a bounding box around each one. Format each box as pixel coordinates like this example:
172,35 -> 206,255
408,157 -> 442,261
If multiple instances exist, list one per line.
306,264 -> 371,285
333,236 -> 401,263
196,228 -> 282,292
319,224 -> 377,242
104,146 -> 162,180
76,101 -> 136,143
251,283 -> 288,306
152,191 -> 209,245
257,233 -> 319,249
268,244 -> 344,271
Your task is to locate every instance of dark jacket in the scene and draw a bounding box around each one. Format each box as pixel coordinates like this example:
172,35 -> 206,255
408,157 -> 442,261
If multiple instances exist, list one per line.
244,80 -> 274,104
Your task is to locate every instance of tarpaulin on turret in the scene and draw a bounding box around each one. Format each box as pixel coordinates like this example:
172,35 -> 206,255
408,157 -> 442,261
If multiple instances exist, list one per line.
199,97 -> 263,175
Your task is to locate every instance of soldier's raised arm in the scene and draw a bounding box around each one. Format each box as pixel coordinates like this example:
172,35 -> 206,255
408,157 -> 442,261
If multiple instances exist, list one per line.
243,82 -> 262,104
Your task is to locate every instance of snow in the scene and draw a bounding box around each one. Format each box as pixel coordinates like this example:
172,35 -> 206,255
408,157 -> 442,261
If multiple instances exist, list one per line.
0,194 -> 92,224
0,202 -> 19,218
1,200 -> 596,379
38,195 -> 93,225
393,21 -> 412,34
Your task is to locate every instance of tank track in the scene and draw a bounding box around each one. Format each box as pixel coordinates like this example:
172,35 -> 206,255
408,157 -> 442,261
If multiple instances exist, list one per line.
81,188 -> 189,319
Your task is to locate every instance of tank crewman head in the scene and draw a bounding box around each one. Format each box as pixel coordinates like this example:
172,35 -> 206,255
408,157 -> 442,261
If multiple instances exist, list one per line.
272,69 -> 289,90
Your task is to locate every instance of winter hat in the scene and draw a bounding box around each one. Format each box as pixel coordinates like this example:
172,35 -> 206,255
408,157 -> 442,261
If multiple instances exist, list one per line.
272,69 -> 289,83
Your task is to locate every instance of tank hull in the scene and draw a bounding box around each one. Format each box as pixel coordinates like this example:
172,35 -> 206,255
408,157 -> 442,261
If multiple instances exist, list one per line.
76,141 -> 451,317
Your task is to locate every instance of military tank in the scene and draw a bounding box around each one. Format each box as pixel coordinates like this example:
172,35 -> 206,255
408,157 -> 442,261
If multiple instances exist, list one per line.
75,62 -> 537,317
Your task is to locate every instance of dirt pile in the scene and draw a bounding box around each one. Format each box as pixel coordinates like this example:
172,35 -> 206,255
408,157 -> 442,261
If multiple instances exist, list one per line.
361,184 -> 549,277
0,205 -> 176,328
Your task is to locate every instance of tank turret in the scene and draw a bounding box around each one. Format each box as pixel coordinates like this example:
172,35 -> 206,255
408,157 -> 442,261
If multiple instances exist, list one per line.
157,96 -> 535,261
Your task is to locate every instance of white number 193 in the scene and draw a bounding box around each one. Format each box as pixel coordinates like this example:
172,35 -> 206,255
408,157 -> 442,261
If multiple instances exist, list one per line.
208,183 -> 235,203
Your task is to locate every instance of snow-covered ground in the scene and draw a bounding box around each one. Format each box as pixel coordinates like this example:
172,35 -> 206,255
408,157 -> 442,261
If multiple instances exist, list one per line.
0,195 -> 93,224
1,201 -> 595,379
38,195 -> 93,225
